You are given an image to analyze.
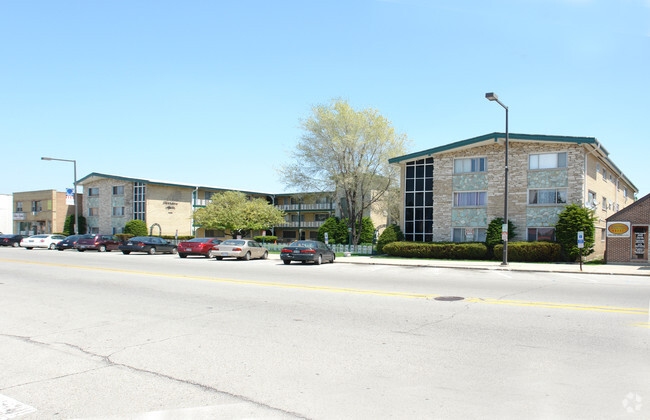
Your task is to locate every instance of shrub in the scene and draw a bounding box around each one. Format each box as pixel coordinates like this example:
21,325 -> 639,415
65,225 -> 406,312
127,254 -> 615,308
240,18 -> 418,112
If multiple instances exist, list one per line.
493,241 -> 562,262
124,219 -> 148,237
485,217 -> 517,257
318,217 -> 343,243
161,235 -> 194,241
63,214 -> 87,235
377,224 -> 404,254
115,234 -> 134,243
253,235 -> 278,243
554,204 -> 596,261
358,217 -> 375,244
383,241 -> 487,260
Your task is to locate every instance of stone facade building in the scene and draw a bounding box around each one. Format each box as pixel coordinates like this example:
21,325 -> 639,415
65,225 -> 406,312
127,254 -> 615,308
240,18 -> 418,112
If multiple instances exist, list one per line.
605,193 -> 650,263
389,133 -> 638,259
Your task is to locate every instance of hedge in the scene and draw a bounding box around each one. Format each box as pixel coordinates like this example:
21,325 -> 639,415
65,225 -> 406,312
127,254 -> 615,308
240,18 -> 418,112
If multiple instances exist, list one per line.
253,235 -> 278,243
383,241 -> 487,260
493,241 -> 562,262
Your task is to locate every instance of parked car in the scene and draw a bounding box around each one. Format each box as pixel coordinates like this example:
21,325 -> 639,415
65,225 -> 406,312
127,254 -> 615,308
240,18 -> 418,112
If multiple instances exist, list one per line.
280,240 -> 336,265
0,234 -> 24,247
55,235 -> 85,251
20,234 -> 67,250
177,238 -> 222,258
118,236 -> 178,255
75,234 -> 121,252
212,239 -> 268,260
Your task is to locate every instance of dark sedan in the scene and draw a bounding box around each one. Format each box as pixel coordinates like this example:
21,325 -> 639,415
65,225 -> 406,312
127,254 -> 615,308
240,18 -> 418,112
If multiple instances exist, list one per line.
280,240 -> 335,265
118,236 -> 178,255
0,234 -> 24,247
55,235 -> 85,251
177,237 -> 222,258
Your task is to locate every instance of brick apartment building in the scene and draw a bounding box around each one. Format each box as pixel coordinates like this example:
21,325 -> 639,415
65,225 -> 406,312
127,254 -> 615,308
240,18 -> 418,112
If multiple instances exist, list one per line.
605,193 -> 650,263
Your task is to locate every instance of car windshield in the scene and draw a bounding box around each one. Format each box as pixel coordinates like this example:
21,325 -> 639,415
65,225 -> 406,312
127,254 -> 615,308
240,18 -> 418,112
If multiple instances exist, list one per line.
0,235 -> 13,238
130,237 -> 150,241
79,235 -> 94,239
65,235 -> 83,240
32,235 -> 47,238
186,238 -> 211,243
290,241 -> 318,248
222,240 -> 245,246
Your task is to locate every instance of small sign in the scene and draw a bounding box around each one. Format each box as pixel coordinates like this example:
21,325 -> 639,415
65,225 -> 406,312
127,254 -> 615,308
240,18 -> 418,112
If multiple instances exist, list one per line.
324,232 -> 329,244
501,231 -> 508,241
577,231 -> 584,248
66,188 -> 74,206
262,231 -> 266,237
606,221 -> 631,237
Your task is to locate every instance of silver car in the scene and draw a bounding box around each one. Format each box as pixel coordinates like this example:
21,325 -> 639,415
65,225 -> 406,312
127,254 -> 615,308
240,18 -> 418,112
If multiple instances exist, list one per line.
213,239 -> 268,260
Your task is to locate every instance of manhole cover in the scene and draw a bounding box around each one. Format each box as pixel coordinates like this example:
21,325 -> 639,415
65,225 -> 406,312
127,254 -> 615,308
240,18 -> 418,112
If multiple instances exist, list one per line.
434,296 -> 464,301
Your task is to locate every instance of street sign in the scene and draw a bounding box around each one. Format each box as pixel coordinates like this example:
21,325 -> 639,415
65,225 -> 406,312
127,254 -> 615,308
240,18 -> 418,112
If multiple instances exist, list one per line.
324,232 -> 329,244
577,231 -> 584,249
501,224 -> 508,241
65,188 -> 74,206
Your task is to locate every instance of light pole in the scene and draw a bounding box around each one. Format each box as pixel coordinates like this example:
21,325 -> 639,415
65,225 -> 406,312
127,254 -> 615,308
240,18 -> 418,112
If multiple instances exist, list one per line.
41,157 -> 79,235
485,92 -> 509,266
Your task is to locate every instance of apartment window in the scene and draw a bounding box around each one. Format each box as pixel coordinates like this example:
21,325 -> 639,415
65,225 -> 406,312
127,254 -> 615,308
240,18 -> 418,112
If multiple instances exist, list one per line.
112,227 -> 123,234
601,229 -> 606,242
290,214 -> 304,222
587,191 -> 596,205
112,186 -> 124,195
529,152 -> 567,170
453,157 -> 486,174
315,213 -> 329,222
527,227 -> 555,241
528,189 -> 567,205
282,230 -> 297,239
452,227 -> 486,243
453,191 -> 487,207
112,207 -> 125,216
404,157 -> 434,242
31,201 -> 42,212
16,201 -> 23,212
602,197 -> 607,211
90,227 -> 99,234
602,168 -> 608,182
88,188 -> 99,197
133,182 -> 146,221
624,188 -> 628,198
596,163 -> 600,174
89,208 -> 99,216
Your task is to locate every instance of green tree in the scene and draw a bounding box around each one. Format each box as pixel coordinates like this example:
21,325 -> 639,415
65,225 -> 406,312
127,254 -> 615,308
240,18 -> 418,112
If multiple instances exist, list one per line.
193,191 -> 285,238
377,224 -> 404,254
63,214 -> 87,235
485,217 -> 517,257
555,204 -> 597,261
124,219 -> 148,236
281,99 -> 410,245
359,217 -> 375,244
318,217 -> 341,243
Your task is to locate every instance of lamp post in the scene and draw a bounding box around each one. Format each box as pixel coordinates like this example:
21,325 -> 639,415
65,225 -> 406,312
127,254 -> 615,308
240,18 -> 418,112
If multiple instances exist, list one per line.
41,157 -> 78,235
485,92 -> 509,266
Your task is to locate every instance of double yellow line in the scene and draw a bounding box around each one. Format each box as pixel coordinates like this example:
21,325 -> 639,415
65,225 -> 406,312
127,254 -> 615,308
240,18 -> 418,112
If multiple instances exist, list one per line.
2,258 -> 648,318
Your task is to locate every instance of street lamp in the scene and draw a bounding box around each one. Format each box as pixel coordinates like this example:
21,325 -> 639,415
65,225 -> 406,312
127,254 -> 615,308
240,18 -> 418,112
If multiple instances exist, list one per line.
485,92 -> 509,266
41,157 -> 79,235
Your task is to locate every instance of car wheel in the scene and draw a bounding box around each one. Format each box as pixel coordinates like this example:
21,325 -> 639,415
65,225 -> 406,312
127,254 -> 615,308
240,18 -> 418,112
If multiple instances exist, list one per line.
331,254 -> 335,263
148,247 -> 156,255
77,249 -> 85,252
314,254 -> 322,265
179,253 -> 187,258
283,260 -> 291,265
99,245 -> 106,252
12,242 -> 18,247
122,251 -> 130,255
242,252 -> 251,261
26,247 -> 33,250
49,243 -> 56,250
171,247 -> 178,255
262,251 -> 268,260
207,250 -> 215,258
216,256 -> 223,260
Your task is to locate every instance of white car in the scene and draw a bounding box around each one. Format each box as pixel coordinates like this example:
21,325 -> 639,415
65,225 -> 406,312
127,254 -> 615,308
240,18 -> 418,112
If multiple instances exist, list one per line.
20,234 -> 67,250
212,239 -> 269,260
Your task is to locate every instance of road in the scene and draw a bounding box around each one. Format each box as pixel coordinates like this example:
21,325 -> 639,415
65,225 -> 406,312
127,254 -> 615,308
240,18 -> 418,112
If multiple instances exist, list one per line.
1,247 -> 649,419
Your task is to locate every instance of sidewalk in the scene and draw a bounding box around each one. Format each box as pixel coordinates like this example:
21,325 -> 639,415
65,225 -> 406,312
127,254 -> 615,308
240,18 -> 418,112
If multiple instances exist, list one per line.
330,255 -> 650,277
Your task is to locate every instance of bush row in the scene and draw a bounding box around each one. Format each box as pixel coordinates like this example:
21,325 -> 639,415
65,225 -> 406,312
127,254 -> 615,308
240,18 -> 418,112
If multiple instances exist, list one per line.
382,242 -> 488,260
253,235 -> 278,243
493,241 -> 562,262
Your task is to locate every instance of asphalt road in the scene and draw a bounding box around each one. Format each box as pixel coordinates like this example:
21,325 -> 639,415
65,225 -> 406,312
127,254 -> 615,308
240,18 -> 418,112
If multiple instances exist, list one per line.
1,247 -> 649,419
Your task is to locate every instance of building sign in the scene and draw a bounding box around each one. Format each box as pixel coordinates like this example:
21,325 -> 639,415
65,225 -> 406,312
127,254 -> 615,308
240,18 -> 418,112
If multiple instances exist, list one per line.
606,221 -> 631,237
163,201 -> 178,214
13,212 -> 25,221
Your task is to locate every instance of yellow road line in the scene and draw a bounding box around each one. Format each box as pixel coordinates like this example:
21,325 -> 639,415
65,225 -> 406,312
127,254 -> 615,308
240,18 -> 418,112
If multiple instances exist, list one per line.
2,258 -> 648,316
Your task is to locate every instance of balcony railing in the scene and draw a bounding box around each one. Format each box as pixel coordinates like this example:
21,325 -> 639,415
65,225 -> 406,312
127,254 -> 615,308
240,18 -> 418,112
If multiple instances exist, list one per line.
275,203 -> 333,211
275,221 -> 326,228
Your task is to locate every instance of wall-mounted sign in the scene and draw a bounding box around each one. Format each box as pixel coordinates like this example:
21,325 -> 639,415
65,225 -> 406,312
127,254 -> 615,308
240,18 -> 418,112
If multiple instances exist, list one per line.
607,221 -> 631,237
13,212 -> 25,221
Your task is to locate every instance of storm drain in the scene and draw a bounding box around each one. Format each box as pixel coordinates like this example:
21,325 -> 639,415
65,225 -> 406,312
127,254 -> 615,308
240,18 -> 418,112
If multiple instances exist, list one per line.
434,296 -> 465,301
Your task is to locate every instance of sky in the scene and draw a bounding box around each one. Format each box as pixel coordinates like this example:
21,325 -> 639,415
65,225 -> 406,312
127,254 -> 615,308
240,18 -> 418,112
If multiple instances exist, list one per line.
1,0 -> 649,197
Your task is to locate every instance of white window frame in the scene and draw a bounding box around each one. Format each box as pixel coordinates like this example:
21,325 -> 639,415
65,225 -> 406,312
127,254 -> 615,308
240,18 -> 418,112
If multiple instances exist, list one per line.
453,191 -> 487,207
528,152 -> 567,170
453,156 -> 487,174
528,188 -> 568,205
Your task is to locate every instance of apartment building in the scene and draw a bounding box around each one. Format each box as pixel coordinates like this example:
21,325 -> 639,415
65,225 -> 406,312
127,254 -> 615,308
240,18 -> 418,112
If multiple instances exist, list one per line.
12,190 -> 83,235
389,133 -> 637,258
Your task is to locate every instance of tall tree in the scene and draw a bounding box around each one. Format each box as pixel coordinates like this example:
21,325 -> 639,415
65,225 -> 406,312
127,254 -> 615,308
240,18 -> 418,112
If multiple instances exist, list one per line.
193,191 -> 285,238
281,99 -> 410,244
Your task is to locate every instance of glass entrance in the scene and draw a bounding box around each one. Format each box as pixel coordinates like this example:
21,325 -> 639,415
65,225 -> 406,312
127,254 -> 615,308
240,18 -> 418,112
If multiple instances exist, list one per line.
631,226 -> 648,261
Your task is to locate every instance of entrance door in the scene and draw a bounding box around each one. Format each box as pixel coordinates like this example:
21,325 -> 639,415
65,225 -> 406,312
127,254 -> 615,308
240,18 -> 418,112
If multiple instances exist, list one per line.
631,226 -> 648,261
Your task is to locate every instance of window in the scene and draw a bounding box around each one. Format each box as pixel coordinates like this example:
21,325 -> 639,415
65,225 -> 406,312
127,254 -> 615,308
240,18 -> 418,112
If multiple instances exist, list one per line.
90,227 -> 99,234
112,227 -> 123,234
529,152 -> 567,170
404,157 -> 434,242
31,201 -> 42,212
133,182 -> 146,221
452,228 -> 487,242
315,213 -> 329,222
601,229 -> 606,242
602,168 -> 608,182
453,191 -> 487,207
290,214 -> 305,222
282,230 -> 297,239
528,189 -> 567,205
624,188 -> 628,198
112,186 -> 124,195
89,208 -> 99,216
454,157 -> 486,174
16,201 -> 23,212
112,207 -> 125,216
88,188 -> 99,197
588,191 -> 596,205
527,228 -> 555,241
602,197 -> 607,211
596,163 -> 600,174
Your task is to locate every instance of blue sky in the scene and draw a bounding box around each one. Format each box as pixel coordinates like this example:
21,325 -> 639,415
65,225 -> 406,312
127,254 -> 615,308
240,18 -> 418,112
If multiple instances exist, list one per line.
1,0 -> 649,196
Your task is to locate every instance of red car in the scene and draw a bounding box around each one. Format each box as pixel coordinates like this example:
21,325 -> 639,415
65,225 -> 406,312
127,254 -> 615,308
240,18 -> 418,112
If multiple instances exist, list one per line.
75,234 -> 121,252
177,238 -> 222,258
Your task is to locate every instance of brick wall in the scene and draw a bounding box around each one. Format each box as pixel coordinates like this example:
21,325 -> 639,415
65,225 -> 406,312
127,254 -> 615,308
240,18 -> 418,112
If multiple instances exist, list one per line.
606,195 -> 650,263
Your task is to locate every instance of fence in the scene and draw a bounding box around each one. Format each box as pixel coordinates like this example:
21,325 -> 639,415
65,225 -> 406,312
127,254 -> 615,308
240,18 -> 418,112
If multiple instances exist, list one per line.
261,242 -> 375,255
